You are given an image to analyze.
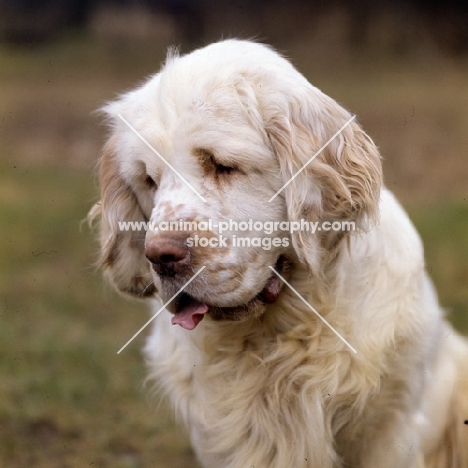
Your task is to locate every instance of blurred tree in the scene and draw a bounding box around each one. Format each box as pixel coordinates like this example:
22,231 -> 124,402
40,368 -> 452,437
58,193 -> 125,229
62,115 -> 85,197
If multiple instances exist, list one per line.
0,0 -> 93,43
0,0 -> 466,54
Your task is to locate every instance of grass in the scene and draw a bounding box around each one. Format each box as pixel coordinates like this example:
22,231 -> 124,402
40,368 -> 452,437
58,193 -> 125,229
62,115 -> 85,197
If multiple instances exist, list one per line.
0,32 -> 466,467
409,203 -> 468,332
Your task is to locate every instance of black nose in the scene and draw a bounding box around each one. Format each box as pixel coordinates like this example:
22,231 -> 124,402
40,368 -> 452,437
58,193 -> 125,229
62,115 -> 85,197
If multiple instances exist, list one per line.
145,236 -> 189,277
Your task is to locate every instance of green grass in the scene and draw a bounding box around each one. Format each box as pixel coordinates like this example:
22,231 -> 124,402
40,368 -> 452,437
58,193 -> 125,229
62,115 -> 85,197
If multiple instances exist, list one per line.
409,202 -> 468,332
0,32 -> 466,467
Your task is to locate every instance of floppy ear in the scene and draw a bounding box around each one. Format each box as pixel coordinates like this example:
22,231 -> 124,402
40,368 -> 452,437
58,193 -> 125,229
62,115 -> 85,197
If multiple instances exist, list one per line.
88,137 -> 156,298
265,87 -> 382,274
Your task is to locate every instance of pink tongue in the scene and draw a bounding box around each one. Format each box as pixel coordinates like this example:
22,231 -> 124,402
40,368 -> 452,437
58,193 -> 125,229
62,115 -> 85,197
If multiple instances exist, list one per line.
171,299 -> 209,330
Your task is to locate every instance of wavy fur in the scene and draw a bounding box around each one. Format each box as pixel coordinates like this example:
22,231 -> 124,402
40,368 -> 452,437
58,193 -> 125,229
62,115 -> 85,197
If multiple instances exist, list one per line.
90,40 -> 468,467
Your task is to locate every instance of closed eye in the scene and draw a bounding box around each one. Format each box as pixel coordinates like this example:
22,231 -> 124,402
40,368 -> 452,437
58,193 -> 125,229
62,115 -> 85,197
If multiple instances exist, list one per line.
133,161 -> 158,191
144,174 -> 157,190
194,148 -> 243,179
210,155 -> 236,176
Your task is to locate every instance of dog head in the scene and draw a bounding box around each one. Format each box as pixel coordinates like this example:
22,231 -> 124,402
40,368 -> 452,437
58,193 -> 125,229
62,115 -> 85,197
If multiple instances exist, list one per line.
89,40 -> 382,329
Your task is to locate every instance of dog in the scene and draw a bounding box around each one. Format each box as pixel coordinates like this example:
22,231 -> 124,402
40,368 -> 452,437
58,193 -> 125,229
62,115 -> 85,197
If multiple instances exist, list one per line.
89,39 -> 468,467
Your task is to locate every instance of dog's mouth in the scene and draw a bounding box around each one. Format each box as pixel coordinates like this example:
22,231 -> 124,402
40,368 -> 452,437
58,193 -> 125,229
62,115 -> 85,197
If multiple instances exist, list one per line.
171,256 -> 290,330
171,294 -> 209,330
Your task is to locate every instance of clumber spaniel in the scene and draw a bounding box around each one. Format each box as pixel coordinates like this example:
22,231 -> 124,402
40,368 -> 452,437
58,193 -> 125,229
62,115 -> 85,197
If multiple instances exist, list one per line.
89,40 -> 468,467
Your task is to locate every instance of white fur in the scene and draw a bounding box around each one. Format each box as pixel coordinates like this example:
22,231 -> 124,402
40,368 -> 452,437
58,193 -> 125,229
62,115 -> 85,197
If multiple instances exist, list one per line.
90,40 -> 468,467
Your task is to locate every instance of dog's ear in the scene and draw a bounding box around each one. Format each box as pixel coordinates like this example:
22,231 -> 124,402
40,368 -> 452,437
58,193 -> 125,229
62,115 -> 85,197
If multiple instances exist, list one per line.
265,87 -> 382,274
88,137 -> 156,298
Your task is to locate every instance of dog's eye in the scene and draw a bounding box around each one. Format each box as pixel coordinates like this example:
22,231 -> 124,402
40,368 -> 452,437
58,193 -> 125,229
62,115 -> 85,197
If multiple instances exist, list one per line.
194,148 -> 241,179
144,175 -> 157,190
211,156 -> 235,176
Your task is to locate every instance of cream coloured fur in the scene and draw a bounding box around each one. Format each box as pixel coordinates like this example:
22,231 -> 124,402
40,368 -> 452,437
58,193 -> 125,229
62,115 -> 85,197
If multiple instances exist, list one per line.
89,40 -> 468,467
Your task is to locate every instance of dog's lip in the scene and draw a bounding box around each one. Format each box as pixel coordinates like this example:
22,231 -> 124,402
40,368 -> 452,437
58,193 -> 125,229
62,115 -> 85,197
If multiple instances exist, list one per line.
171,256 -> 287,330
257,254 -> 288,304
258,272 -> 282,304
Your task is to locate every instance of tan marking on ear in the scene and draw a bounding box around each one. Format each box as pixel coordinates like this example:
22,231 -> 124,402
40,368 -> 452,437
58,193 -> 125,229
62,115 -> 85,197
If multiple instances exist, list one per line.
264,91 -> 382,274
91,136 -> 156,298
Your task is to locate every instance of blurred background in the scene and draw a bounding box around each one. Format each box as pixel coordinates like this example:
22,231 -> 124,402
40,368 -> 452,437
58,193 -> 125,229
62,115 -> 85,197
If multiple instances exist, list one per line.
0,1 -> 467,466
